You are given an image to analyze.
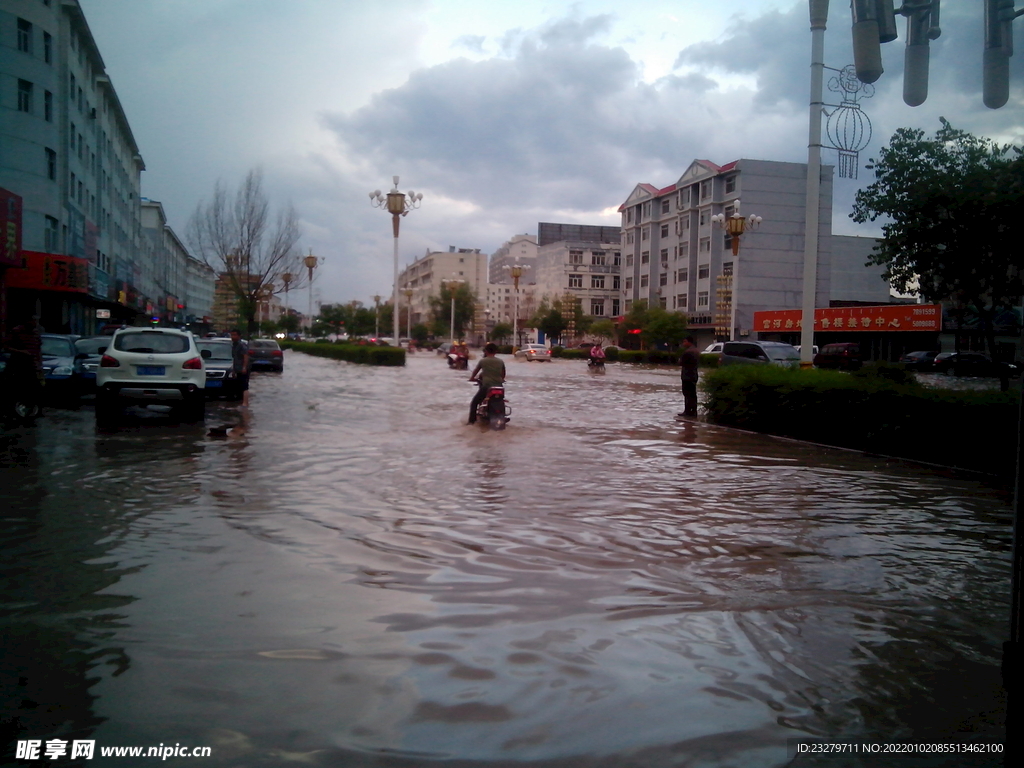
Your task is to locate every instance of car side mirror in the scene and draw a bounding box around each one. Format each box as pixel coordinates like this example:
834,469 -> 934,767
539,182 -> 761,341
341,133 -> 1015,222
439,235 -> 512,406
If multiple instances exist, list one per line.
200,349 -> 212,359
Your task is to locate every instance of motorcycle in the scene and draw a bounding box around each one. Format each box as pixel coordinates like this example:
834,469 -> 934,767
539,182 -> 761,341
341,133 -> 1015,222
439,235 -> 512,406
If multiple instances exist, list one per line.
0,350 -> 43,426
474,384 -> 510,430
588,356 -> 605,370
448,353 -> 468,370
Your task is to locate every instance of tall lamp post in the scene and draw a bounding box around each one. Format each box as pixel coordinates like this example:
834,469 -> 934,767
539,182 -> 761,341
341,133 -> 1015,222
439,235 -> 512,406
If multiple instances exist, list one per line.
403,288 -> 414,340
303,250 -> 320,337
373,294 -> 382,339
370,176 -> 423,346
711,202 -> 762,342
442,276 -> 463,345
503,259 -> 531,350
281,271 -> 293,334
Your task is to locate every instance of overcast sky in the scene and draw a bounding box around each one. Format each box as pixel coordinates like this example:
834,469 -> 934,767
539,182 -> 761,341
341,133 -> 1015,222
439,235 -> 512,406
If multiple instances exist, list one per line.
77,0 -> 1024,308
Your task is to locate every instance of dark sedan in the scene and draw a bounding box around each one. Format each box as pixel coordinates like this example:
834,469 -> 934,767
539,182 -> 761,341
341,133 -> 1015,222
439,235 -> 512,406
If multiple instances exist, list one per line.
933,351 -> 1019,378
74,336 -> 110,394
898,350 -> 939,371
197,340 -> 244,400
41,334 -> 83,404
249,339 -> 284,371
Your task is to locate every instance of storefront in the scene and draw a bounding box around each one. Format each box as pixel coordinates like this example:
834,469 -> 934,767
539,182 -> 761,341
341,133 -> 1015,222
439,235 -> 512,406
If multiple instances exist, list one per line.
5,251 -> 92,335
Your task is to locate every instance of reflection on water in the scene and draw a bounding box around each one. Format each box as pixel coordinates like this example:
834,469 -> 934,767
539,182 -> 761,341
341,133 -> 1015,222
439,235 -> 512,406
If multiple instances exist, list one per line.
0,354 -> 1009,766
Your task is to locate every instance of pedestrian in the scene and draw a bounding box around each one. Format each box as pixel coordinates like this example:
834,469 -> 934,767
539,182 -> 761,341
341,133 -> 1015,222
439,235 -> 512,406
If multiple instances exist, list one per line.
678,335 -> 699,418
229,328 -> 251,407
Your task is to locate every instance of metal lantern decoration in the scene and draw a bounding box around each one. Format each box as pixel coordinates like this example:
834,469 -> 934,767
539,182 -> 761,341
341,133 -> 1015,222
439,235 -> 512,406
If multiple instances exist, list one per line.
824,65 -> 874,179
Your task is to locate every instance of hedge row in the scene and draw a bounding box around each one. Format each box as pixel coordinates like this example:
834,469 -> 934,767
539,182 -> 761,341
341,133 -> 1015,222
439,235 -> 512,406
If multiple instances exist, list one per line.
280,341 -> 405,366
547,347 -> 718,366
701,364 -> 1020,477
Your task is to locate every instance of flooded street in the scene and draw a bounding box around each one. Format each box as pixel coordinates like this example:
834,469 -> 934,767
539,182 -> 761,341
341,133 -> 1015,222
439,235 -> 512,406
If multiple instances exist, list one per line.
1,350 -> 1011,766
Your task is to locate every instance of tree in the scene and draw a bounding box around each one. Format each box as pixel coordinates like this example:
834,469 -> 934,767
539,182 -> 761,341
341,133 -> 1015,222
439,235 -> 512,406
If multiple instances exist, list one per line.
851,120 -> 1024,357
490,322 -> 513,344
276,312 -> 300,335
642,308 -> 688,349
536,308 -> 567,345
187,169 -> 305,337
410,323 -> 430,345
428,282 -> 476,339
589,318 -> 616,343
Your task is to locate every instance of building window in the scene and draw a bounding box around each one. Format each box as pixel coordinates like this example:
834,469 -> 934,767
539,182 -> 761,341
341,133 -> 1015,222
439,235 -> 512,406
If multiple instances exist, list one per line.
44,216 -> 58,252
591,251 -> 606,265
77,180 -> 83,204
723,261 -> 733,276
698,291 -> 709,307
44,90 -> 52,121
625,277 -> 633,291
626,231 -> 634,245
612,275 -> 620,290
78,135 -> 84,160
700,180 -> 711,200
625,254 -> 633,267
677,268 -> 688,282
626,208 -> 633,224
569,250 -> 583,264
46,148 -> 57,180
699,210 -> 709,226
640,251 -> 650,264
70,124 -> 76,149
43,31 -> 52,63
699,237 -> 710,254
677,294 -> 688,309
17,80 -> 33,113
725,175 -> 737,194
640,274 -> 649,288
660,248 -> 668,264
659,297 -> 667,309
613,252 -> 621,265
642,201 -> 651,219
17,19 -> 33,53
657,272 -> 667,287
641,226 -> 649,241
661,198 -> 670,214
660,223 -> 669,238
679,188 -> 690,207
698,265 -> 710,279
569,274 -> 583,288
612,299 -> 620,316
591,300 -> 605,315
591,275 -> 605,289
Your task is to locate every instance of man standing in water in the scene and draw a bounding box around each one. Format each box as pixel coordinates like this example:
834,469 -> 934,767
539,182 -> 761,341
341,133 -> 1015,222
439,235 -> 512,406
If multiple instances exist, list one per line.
677,336 -> 699,418
229,329 -> 251,407
467,343 -> 505,424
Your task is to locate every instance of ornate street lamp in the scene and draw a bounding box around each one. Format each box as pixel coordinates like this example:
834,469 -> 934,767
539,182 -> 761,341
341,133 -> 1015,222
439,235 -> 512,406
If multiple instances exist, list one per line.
303,250 -> 321,337
403,288 -> 414,340
503,258 -> 531,351
370,176 -> 423,346
711,202 -> 762,342
373,294 -> 382,339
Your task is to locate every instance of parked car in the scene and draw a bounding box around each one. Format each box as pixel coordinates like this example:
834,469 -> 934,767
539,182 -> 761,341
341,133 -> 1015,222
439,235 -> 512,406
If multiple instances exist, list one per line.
41,334 -> 83,404
248,339 -> 284,371
514,343 -> 553,362
74,336 -> 111,395
813,342 -> 862,371
720,341 -> 801,368
933,351 -> 1019,378
898,350 -> 939,371
702,342 -> 725,355
793,345 -> 819,356
197,340 -> 243,400
95,327 -> 206,424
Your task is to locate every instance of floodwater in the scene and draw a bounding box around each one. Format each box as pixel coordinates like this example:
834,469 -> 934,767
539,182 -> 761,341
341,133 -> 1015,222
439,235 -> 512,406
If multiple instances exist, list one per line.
0,351 -> 1012,767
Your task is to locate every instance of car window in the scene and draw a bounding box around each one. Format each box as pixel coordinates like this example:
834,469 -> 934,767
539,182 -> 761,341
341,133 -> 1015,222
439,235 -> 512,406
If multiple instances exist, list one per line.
251,340 -> 280,349
75,338 -> 108,355
765,345 -> 800,361
41,337 -> 74,357
197,342 -> 233,360
114,331 -> 190,354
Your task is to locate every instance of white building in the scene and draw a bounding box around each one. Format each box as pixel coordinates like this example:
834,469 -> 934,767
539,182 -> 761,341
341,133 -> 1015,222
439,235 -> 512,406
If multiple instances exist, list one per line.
488,233 -> 537,284
1,0 -> 148,334
185,256 -> 215,325
532,240 -> 622,321
620,159 -> 882,345
397,246 -> 488,328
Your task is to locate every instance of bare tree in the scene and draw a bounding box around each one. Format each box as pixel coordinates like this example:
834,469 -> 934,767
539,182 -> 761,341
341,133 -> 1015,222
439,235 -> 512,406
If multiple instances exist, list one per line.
187,169 -> 305,336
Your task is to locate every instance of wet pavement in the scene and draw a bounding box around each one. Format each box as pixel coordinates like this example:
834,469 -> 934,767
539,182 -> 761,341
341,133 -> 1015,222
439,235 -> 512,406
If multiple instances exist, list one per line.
0,351 -> 1012,766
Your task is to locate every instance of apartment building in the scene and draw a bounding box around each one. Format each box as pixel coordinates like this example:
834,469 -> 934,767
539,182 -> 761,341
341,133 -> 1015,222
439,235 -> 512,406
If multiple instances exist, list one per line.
488,233 -> 537,284
0,0 -> 202,335
397,246 -> 488,327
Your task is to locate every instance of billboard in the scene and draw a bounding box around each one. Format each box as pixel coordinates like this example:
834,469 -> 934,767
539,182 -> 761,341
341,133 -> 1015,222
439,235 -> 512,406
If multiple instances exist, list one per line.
1,188 -> 23,267
753,304 -> 942,333
5,251 -> 90,293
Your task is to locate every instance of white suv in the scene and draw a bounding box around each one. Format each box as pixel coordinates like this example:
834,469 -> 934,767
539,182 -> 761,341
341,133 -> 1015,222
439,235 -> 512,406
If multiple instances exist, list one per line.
95,327 -> 206,424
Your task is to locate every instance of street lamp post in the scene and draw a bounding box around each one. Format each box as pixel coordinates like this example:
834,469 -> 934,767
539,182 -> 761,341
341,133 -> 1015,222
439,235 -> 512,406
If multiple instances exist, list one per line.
373,294 -> 382,339
370,176 -> 423,346
442,276 -> 462,345
711,202 -> 762,342
281,272 -> 293,334
303,250 -> 320,337
503,259 -> 531,351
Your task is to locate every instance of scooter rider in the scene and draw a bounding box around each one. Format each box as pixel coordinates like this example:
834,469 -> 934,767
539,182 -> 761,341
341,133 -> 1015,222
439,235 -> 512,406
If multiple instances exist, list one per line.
589,342 -> 606,366
467,342 -> 505,424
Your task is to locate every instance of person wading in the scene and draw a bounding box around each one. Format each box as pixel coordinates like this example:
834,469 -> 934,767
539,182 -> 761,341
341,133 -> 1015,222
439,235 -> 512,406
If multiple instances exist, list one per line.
677,335 -> 699,418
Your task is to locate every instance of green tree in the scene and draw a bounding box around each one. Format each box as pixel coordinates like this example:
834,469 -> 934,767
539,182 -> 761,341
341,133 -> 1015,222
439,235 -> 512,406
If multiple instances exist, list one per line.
428,282 -> 476,340
589,318 -> 616,343
410,323 -> 430,345
618,300 -> 650,348
851,119 -> 1024,357
642,308 -> 688,349
276,311 -> 300,334
536,309 -> 567,345
490,322 -> 513,343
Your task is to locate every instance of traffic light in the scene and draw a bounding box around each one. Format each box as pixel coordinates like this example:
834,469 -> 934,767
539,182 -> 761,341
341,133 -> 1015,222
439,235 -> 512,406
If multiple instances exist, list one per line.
984,0 -> 1018,109
903,1 -> 941,106
852,0 -> 897,84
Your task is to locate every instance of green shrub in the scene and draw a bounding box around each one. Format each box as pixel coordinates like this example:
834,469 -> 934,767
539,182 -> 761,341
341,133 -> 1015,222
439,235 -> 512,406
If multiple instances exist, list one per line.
701,365 -> 1018,477
497,345 -> 514,355
604,347 -> 620,362
699,353 -> 720,368
281,341 -> 405,366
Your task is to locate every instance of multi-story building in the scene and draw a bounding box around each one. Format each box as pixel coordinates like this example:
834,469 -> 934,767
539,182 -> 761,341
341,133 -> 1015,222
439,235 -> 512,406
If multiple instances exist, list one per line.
531,231 -> 622,323
185,256 -> 215,327
1,0 -> 151,335
141,199 -> 190,324
397,246 -> 488,328
488,233 -> 537,284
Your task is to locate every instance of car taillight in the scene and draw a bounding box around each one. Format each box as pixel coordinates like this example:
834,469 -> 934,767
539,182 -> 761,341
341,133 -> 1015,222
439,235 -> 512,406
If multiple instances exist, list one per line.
272,350 -> 283,356
182,357 -> 203,370
100,354 -> 120,368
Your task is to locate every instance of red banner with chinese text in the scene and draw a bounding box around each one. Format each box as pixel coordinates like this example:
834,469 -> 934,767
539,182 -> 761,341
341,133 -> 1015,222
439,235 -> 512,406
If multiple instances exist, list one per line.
753,304 -> 941,333
5,250 -> 90,294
